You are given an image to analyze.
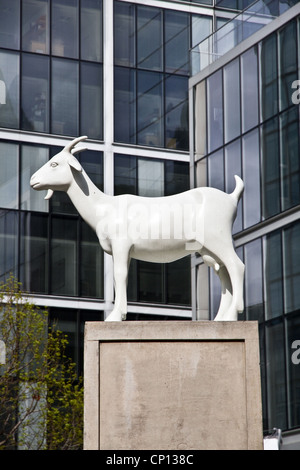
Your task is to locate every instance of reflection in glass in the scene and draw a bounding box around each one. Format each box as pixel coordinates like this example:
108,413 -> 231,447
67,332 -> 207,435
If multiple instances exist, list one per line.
208,149 -> 224,191
81,0 -> 102,62
114,154 -> 137,196
280,107 -> 300,211
283,222 -> 300,314
80,222 -> 103,298
52,0 -> 78,58
22,0 -> 49,54
165,160 -> 189,196
241,46 -> 258,133
266,321 -> 287,430
51,58 -> 78,136
207,70 -> 223,153
0,0 -> 20,49
244,239 -> 263,321
21,145 -> 49,212
191,14 -> 212,48
0,142 -> 18,209
261,117 -> 280,219
264,231 -> 283,320
114,1 -> 135,67
138,261 -> 163,303
242,129 -> 261,227
0,210 -> 18,282
225,139 -> 242,233
81,62 -> 102,140
21,53 -> 49,132
279,19 -> 298,111
260,33 -> 278,121
20,212 -> 48,293
79,150 -> 103,191
51,217 -> 78,296
167,257 -> 191,306
224,58 -> 240,143
165,75 -> 189,150
165,10 -> 189,75
138,159 -> 164,197
137,71 -> 163,147
0,51 -> 20,129
137,6 -> 162,71
114,67 -> 136,144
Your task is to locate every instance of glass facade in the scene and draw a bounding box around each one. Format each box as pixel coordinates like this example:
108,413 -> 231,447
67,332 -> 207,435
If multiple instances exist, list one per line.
114,1 -> 212,150
0,0 -> 220,380
193,10 -> 300,435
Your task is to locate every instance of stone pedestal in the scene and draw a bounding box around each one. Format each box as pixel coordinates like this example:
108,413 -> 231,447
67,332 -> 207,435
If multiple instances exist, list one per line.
84,321 -> 263,450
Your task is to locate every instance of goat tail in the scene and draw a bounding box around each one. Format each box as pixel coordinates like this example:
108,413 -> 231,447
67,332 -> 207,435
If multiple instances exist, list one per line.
230,175 -> 244,204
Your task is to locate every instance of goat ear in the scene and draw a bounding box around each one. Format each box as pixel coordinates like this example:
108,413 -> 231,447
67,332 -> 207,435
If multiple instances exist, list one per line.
68,155 -> 82,172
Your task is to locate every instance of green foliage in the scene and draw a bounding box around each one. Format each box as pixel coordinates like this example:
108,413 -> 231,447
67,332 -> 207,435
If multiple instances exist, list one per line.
0,277 -> 83,450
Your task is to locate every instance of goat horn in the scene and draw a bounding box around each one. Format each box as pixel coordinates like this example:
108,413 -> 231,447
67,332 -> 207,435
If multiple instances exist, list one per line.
64,136 -> 88,152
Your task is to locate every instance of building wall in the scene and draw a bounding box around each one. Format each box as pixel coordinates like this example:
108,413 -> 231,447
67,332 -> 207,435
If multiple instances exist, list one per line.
191,3 -> 300,435
0,0 -> 238,373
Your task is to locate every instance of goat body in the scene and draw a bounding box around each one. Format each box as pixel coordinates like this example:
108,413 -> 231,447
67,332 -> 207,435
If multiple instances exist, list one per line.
30,136 -> 245,322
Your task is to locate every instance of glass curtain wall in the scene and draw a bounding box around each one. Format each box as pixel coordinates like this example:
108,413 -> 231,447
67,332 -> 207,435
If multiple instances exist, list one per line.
0,0 -> 103,139
194,14 -> 300,433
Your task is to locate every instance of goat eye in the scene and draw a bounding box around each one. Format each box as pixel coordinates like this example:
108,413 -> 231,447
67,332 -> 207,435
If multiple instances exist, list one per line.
50,162 -> 58,168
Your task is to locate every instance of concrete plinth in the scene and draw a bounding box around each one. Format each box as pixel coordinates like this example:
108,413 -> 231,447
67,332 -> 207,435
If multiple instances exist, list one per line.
84,321 -> 263,450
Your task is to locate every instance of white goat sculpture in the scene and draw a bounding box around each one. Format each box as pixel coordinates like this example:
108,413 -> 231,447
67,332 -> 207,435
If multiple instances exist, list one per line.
30,136 -> 245,322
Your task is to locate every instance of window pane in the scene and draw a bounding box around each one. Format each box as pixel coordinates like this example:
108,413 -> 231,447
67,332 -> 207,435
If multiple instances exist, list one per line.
21,145 -> 49,212
208,149 -> 224,191
283,221 -> 300,314
244,239 -> 263,321
138,159 -> 164,197
0,142 -> 18,209
165,10 -> 189,75
264,231 -> 283,320
260,33 -> 278,121
261,117 -> 280,219
0,0 -> 20,49
21,53 -> 49,133
241,46 -> 258,133
0,51 -> 20,129
51,58 -> 78,136
114,67 -> 136,144
207,70 -> 223,153
114,154 -> 137,196
80,222 -> 103,298
225,139 -> 242,233
287,315 -> 300,428
20,212 -> 48,293
81,62 -> 103,140
50,308 -> 77,363
280,107 -> 300,211
51,217 -> 78,296
137,71 -> 163,147
80,150 -> 103,191
167,257 -> 191,306
81,0 -> 102,62
52,0 -> 78,58
22,0 -> 49,54
224,59 -> 240,143
165,75 -> 189,150
191,14 -> 212,48
0,210 -> 18,282
266,321 -> 287,430
242,129 -> 261,227
114,0 -> 135,67
165,160 -> 189,196
138,261 -> 163,303
137,6 -> 162,71
279,20 -> 298,111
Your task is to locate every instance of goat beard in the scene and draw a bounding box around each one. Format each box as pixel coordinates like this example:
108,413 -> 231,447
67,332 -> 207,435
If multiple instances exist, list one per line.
44,189 -> 54,200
